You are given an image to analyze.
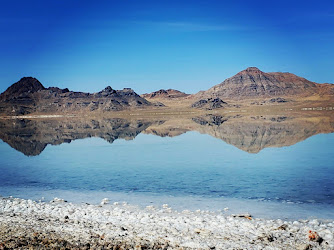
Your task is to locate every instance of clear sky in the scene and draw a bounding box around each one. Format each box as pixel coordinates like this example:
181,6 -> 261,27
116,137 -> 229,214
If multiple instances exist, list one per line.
0,0 -> 333,94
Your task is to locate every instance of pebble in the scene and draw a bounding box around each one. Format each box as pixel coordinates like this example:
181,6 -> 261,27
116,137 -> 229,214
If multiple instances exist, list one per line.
100,198 -> 109,205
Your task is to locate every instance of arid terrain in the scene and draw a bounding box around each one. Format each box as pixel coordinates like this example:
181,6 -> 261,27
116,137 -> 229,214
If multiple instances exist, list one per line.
0,67 -> 333,118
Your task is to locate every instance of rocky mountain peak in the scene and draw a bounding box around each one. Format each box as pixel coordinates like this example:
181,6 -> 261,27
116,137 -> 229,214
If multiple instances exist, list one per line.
103,86 -> 113,92
0,77 -> 46,101
13,77 -> 45,91
237,67 -> 263,75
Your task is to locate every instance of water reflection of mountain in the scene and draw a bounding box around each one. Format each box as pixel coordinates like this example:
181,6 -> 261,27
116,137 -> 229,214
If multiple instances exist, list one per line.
0,118 -> 162,156
0,114 -> 333,156
190,114 -> 334,153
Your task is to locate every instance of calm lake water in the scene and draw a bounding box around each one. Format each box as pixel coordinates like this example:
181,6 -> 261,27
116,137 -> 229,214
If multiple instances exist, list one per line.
0,115 -> 333,219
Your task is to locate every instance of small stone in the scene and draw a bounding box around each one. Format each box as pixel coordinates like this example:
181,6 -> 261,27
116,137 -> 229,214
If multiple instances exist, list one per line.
100,198 -> 109,205
277,224 -> 288,230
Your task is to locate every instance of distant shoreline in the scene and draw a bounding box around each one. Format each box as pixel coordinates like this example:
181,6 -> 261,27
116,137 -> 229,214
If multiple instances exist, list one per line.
0,104 -> 334,120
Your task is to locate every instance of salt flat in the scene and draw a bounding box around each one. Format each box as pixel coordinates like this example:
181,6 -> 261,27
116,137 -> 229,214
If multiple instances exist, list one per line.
1,197 -> 333,249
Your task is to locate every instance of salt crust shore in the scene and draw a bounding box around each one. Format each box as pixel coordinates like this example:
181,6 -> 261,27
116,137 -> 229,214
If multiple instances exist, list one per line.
1,197 -> 334,249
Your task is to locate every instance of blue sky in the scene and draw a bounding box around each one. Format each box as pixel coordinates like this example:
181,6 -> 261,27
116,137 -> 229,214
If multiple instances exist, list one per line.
0,0 -> 333,94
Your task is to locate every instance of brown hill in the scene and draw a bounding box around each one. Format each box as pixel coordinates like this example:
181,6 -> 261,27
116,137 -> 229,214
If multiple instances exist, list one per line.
142,89 -> 189,99
194,67 -> 329,100
0,77 -> 152,115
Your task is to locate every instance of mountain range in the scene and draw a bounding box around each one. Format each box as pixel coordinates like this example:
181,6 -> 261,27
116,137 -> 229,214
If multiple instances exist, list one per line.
0,77 -> 151,115
0,67 -> 333,115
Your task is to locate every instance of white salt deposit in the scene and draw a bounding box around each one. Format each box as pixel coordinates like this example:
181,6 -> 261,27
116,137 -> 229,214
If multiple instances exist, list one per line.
3,187 -> 334,220
1,196 -> 333,249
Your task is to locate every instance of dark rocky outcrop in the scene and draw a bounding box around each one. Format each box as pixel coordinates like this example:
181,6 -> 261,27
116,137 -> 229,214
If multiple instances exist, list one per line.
269,97 -> 287,103
251,97 -> 289,105
152,102 -> 166,107
141,89 -> 189,99
0,78 -> 152,115
191,98 -> 229,110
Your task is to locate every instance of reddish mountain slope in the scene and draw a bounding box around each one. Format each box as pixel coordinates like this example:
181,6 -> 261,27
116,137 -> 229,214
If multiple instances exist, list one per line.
195,67 -> 324,100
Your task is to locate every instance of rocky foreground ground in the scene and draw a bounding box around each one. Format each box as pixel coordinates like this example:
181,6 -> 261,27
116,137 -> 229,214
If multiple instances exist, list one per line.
0,197 -> 333,249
